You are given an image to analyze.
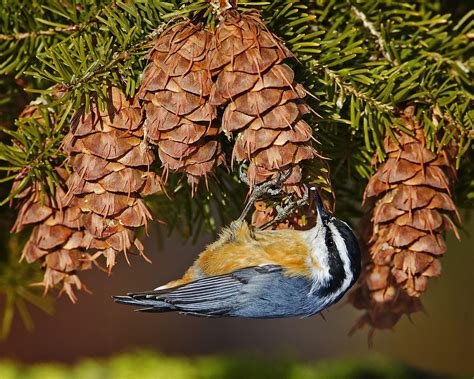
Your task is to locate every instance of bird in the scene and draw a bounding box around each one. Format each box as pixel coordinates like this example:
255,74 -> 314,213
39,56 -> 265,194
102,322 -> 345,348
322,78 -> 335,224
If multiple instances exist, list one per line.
114,178 -> 361,318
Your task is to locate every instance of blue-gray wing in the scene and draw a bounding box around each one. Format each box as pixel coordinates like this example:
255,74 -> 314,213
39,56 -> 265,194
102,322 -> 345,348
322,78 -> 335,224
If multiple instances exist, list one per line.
114,265 -> 319,318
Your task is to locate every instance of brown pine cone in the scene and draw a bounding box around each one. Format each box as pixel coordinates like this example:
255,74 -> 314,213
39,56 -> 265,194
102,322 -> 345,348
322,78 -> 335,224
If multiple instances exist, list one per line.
63,87 -> 163,273
350,105 -> 460,332
209,10 -> 322,191
138,22 -> 225,191
11,168 -> 91,303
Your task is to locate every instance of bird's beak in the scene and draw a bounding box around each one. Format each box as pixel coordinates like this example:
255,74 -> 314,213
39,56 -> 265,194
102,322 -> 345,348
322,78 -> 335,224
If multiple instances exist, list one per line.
313,189 -> 329,225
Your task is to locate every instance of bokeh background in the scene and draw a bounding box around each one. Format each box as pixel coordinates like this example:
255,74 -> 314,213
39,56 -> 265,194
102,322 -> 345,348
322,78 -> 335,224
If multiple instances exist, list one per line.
1,214 -> 472,377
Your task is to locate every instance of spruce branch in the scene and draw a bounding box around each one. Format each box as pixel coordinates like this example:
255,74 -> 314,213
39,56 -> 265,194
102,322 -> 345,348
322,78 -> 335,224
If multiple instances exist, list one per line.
0,25 -> 82,41
350,5 -> 398,66
42,21 -> 170,102
0,98 -> 67,204
307,60 -> 396,114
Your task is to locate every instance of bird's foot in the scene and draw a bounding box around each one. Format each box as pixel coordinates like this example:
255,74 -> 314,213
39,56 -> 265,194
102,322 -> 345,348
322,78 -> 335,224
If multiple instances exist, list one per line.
257,185 -> 309,230
237,167 -> 293,222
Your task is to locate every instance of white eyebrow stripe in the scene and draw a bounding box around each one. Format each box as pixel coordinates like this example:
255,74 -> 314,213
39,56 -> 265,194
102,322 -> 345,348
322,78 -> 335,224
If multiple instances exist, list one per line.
303,223 -> 331,294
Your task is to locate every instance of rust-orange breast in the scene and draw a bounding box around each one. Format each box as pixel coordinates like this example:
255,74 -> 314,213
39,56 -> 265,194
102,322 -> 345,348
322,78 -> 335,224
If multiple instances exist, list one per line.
159,222 -> 316,290
197,227 -> 314,278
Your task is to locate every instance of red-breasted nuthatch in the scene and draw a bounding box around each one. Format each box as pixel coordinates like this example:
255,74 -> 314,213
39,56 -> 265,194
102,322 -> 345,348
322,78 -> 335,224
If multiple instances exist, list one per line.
114,179 -> 361,318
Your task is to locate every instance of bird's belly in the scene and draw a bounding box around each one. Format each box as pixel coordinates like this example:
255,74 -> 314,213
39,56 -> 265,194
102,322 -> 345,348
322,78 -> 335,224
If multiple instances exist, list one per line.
197,233 -> 314,279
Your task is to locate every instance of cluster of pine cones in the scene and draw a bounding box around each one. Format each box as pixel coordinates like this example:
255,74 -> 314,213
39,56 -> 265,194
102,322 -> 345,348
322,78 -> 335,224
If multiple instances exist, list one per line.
10,10 -> 323,301
12,91 -> 164,301
139,11 -> 320,191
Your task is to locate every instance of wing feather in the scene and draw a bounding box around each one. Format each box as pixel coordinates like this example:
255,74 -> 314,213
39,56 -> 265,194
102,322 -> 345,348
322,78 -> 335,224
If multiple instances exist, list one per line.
140,274 -> 243,305
114,265 -> 287,316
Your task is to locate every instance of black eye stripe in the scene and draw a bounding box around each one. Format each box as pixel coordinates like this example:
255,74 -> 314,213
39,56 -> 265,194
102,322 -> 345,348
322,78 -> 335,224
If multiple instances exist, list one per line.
325,232 -> 335,247
331,219 -> 361,285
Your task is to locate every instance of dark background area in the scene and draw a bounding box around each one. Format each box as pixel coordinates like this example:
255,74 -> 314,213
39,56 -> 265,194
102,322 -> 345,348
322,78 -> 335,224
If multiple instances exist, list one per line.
1,215 -> 472,376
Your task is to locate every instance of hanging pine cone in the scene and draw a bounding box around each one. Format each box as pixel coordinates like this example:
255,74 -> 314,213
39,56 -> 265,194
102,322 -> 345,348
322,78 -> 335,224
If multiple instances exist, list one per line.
138,22 -> 225,191
11,167 -> 91,303
63,87 -> 163,273
7,104 -> 93,301
209,10 -> 321,191
350,106 -> 460,333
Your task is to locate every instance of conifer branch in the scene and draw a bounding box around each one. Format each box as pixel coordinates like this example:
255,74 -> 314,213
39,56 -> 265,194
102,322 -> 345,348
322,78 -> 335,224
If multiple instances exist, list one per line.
350,5 -> 398,66
0,25 -> 82,41
307,60 -> 396,114
59,25 -> 167,92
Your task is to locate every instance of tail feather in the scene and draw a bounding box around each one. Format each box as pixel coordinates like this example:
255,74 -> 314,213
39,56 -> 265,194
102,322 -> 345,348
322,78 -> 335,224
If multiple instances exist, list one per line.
112,295 -> 174,312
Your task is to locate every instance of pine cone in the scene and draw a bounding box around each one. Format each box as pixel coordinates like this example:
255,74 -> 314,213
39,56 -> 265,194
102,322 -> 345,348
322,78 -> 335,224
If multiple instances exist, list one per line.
209,11 -> 321,191
11,168 -> 91,303
8,104 -> 94,301
63,87 -> 163,273
350,106 -> 460,332
10,90 -> 162,301
138,22 -> 225,191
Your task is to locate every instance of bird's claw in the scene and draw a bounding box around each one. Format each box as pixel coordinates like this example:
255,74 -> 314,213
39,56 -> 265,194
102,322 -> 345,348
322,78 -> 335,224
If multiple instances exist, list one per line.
237,167 -> 293,223
257,185 -> 310,230
238,165 -> 250,186
239,166 -> 291,191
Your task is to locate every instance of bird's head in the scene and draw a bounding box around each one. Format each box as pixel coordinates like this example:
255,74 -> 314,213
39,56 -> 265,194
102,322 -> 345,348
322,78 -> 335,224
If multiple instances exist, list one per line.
310,188 -> 361,284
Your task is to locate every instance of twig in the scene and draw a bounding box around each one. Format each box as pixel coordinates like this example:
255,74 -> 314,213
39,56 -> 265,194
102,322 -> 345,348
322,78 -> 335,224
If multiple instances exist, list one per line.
0,25 -> 82,41
308,61 -> 396,114
0,1 -> 121,42
351,6 -> 398,66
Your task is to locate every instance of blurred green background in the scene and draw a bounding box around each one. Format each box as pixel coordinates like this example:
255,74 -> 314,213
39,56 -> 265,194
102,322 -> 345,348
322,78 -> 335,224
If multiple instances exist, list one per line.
0,352 -> 461,379
0,215 -> 472,378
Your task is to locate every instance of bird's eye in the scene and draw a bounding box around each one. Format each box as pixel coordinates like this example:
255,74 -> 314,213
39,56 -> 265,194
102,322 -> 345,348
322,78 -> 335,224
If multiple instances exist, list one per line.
325,232 -> 335,248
